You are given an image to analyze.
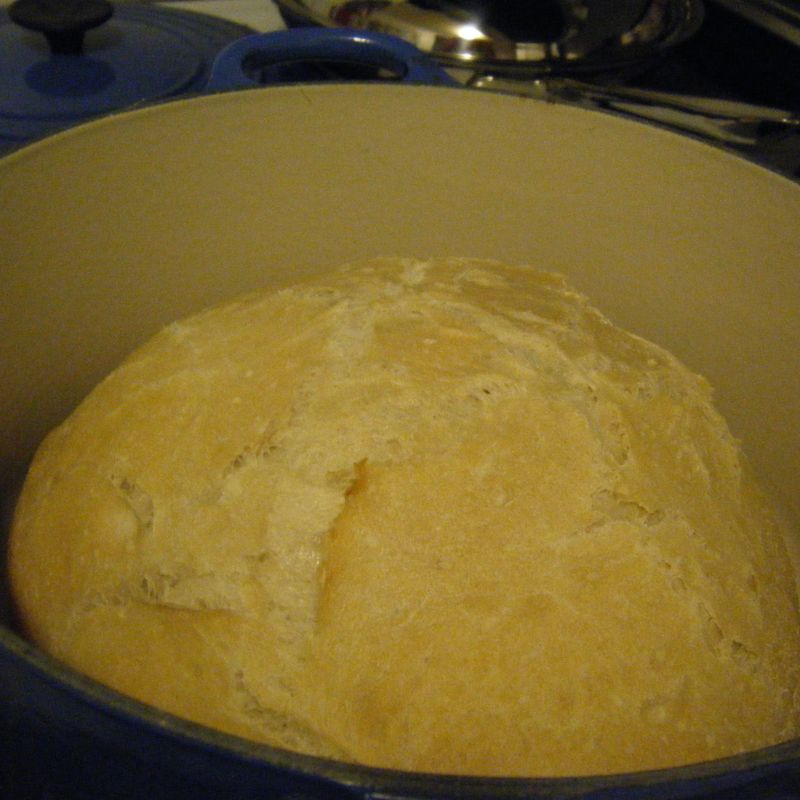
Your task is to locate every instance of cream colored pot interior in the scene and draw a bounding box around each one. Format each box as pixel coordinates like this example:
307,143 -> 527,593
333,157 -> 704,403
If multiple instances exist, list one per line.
1,84 -> 799,537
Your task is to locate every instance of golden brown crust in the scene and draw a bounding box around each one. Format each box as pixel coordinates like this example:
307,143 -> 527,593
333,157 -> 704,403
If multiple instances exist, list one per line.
10,257 -> 800,775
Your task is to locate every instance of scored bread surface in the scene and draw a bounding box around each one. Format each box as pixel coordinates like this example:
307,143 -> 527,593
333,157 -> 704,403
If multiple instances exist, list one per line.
9,257 -> 800,776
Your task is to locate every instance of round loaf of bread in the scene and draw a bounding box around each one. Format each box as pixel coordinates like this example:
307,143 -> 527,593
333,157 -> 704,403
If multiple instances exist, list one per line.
9,257 -> 800,776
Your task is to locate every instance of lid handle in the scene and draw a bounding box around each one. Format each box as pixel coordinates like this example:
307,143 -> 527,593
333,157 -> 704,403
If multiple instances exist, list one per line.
206,28 -> 458,93
8,0 -> 114,55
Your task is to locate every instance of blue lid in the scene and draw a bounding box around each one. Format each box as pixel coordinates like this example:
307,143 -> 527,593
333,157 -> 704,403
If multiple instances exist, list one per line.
0,3 -> 253,152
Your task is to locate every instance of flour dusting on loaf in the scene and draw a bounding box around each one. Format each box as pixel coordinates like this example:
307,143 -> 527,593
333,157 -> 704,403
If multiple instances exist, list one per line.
9,257 -> 800,776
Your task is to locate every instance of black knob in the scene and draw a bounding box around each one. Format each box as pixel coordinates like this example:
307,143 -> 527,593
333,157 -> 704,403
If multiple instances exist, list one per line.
9,0 -> 114,55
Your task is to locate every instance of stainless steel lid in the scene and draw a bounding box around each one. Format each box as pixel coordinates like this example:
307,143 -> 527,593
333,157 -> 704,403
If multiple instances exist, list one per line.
275,0 -> 704,78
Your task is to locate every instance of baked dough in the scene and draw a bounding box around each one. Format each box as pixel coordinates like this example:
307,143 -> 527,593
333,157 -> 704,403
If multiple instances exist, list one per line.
9,257 -> 800,776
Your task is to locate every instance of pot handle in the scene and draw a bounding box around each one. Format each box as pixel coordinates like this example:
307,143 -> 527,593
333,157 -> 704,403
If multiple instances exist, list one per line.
206,28 -> 458,92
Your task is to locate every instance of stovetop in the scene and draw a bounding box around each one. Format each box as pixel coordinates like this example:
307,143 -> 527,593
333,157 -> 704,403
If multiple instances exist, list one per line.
629,0 -> 800,107
154,0 -> 285,33
625,0 -> 800,174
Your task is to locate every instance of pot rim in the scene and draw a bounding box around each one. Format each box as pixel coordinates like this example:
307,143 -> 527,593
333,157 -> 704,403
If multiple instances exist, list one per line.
3,78 -> 797,187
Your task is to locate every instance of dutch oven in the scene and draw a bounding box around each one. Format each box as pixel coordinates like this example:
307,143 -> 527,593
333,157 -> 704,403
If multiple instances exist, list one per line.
1,26 -> 800,800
